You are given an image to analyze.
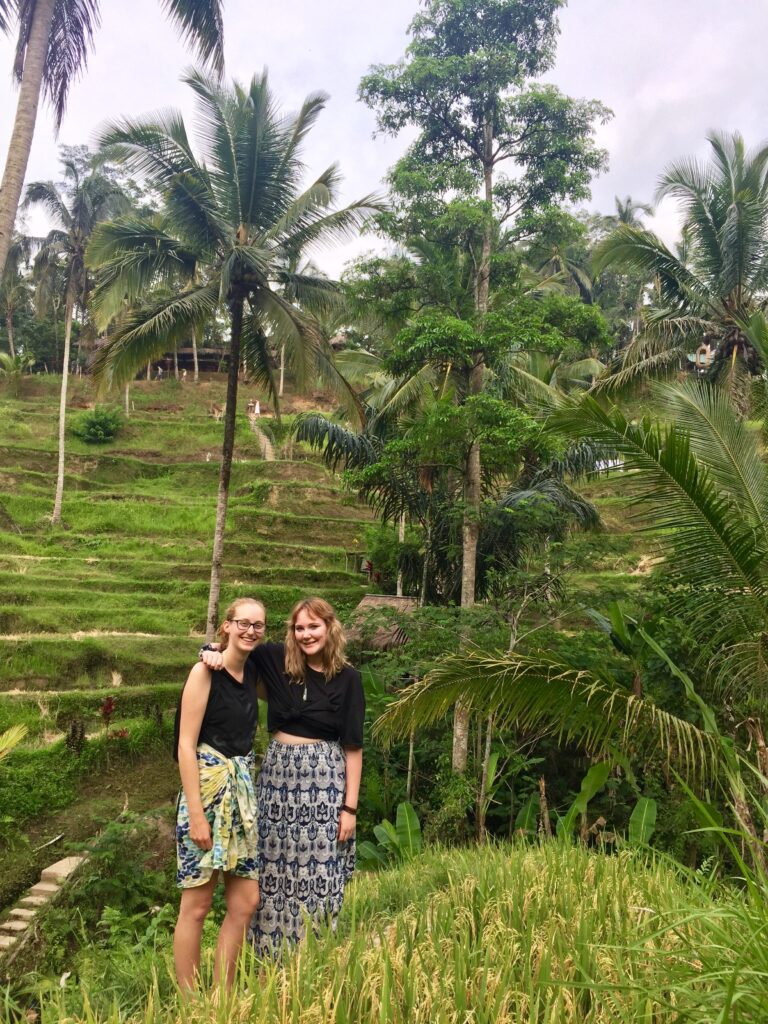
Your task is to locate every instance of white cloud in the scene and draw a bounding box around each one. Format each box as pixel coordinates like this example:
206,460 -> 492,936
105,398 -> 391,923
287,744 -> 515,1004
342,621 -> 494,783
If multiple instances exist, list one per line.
2,0 -> 767,272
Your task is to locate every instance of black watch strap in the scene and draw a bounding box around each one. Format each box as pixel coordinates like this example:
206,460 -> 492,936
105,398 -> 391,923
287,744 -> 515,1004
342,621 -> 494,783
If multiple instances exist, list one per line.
341,804 -> 357,815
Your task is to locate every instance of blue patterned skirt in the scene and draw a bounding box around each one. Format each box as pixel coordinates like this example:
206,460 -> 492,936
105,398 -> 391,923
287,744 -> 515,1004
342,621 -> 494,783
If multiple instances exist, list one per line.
249,739 -> 356,958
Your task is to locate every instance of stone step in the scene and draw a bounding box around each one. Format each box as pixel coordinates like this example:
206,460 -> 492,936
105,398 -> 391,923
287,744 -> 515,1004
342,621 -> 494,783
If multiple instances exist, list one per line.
9,907 -> 36,920
19,895 -> 48,907
0,920 -> 27,933
0,935 -> 17,950
29,881 -> 59,897
41,856 -> 86,884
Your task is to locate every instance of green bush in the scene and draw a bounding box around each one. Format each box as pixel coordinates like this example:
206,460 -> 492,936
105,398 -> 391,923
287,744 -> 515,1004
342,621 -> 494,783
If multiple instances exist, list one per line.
71,407 -> 123,444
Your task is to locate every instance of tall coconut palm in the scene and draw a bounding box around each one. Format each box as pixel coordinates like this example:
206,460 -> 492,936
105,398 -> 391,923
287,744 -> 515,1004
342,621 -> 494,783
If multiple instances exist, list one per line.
0,0 -> 224,277
88,69 -> 381,638
593,132 -> 768,393
26,158 -> 125,524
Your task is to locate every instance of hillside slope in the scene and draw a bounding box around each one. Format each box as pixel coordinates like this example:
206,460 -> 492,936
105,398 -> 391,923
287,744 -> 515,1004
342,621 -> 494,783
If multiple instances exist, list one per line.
0,372 -> 374,907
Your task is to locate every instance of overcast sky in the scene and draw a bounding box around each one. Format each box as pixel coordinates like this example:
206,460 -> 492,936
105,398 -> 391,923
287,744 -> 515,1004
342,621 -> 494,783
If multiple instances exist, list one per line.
2,0 -> 768,275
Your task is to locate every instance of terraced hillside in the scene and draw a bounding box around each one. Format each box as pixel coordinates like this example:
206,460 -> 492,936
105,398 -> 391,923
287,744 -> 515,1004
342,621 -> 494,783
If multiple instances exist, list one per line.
0,373 -> 373,907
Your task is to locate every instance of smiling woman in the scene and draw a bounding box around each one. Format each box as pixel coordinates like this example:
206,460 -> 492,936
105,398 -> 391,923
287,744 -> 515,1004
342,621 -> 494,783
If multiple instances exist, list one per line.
172,596 -> 263,992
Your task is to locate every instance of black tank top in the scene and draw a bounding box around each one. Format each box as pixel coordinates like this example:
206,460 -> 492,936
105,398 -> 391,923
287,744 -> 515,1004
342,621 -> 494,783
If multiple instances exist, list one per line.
173,663 -> 258,760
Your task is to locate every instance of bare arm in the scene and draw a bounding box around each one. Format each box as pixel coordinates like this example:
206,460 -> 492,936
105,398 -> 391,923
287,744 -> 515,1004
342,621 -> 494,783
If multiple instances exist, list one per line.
339,747 -> 362,842
177,663 -> 213,850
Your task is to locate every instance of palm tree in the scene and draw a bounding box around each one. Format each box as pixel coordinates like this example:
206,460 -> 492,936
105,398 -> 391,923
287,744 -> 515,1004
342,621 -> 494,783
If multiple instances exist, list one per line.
374,379 -> 768,843
0,0 -> 224,277
593,132 -> 768,393
0,233 -> 32,357
26,159 -> 125,524
88,69 -> 381,638
612,195 -> 654,228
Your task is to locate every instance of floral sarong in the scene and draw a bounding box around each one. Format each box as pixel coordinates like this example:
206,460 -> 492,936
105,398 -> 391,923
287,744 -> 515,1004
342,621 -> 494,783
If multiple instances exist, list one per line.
175,743 -> 258,888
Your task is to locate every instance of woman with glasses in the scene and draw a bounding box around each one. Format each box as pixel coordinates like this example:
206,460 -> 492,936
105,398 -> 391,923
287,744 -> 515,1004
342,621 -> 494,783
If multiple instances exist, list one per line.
173,597 -> 265,991
201,596 -> 364,959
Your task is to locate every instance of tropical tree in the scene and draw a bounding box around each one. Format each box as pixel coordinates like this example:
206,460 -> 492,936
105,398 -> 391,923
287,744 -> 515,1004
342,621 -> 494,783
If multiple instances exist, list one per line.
361,0 -> 610,620
593,132 -> 768,394
0,0 -> 223,278
0,233 -> 33,357
88,69 -> 381,638
25,158 -> 125,524
374,379 -> 768,845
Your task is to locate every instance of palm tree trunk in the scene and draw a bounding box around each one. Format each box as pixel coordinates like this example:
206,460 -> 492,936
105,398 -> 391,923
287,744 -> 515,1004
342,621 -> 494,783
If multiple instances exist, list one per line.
173,345 -> 179,380
124,383 -> 130,418
396,512 -> 405,597
405,728 -> 415,802
0,0 -> 57,276
146,362 -> 151,381
5,307 -> 15,358
51,293 -> 74,525
279,342 -> 285,397
206,295 -> 244,639
192,326 -> 199,383
477,713 -> 494,839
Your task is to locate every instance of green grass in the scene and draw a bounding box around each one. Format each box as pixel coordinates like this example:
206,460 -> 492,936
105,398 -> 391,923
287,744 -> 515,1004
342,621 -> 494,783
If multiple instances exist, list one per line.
30,841 -> 768,1022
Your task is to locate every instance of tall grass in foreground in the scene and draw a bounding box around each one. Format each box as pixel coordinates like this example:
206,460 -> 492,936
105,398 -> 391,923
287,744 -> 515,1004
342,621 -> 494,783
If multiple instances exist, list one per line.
34,842 -> 768,1023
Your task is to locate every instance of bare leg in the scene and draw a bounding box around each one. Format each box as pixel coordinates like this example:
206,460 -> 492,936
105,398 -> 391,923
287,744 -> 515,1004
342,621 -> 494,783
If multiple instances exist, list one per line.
214,875 -> 260,990
174,873 -> 217,992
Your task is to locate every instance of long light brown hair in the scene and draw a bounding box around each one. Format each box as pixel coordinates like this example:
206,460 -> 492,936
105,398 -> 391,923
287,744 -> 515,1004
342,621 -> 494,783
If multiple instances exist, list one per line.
218,597 -> 266,651
284,597 -> 347,683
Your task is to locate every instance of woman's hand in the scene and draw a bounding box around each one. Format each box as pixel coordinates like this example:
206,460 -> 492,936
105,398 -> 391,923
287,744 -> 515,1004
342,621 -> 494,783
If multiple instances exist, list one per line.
190,813 -> 213,850
201,647 -> 224,670
337,810 -> 356,843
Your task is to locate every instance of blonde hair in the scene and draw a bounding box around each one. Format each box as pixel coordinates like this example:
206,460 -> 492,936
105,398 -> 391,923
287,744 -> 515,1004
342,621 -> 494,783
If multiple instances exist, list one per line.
284,597 -> 347,683
218,597 -> 266,651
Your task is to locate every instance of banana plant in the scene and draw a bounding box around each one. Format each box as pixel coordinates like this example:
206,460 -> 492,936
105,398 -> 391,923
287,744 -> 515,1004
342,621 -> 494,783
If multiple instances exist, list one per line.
358,801 -> 422,869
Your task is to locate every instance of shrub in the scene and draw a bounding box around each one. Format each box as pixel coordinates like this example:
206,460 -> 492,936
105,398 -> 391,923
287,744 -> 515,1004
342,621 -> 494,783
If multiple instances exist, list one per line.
71,407 -> 123,444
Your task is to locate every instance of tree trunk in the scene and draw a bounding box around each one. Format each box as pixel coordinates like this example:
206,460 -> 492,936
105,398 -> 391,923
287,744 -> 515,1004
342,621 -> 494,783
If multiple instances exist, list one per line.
0,0 -> 57,276
279,343 -> 285,397
419,519 -> 431,606
124,383 -> 130,418
192,326 -> 199,383
538,776 -> 553,838
477,713 -> 494,839
406,728 -> 415,802
51,293 -> 74,525
173,345 -> 179,380
453,132 -> 494,773
146,362 -> 151,381
396,512 -> 405,597
5,307 -> 15,358
206,295 -> 244,639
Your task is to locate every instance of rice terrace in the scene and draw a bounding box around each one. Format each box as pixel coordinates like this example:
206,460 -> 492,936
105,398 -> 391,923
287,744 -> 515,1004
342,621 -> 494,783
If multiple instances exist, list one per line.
1,0 -> 767,1020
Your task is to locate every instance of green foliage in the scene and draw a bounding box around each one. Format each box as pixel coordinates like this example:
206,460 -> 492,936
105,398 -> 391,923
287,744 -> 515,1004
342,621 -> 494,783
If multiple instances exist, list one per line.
628,796 -> 658,846
386,311 -> 479,375
71,406 -> 123,444
0,719 -> 171,831
358,801 -> 423,869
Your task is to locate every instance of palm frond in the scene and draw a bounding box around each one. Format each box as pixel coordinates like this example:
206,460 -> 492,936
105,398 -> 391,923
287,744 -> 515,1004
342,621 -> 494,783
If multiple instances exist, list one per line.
294,413 -> 380,471
87,216 -> 199,328
161,0 -> 225,75
0,724 -> 28,762
373,650 -> 720,785
23,180 -> 71,229
240,312 -> 279,409
501,478 -> 600,530
650,379 -> 768,531
549,395 -> 768,648
90,282 -> 219,391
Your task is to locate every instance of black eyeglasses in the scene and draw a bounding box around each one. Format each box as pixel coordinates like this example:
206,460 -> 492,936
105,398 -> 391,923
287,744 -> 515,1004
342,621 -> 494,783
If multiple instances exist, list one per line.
229,619 -> 266,633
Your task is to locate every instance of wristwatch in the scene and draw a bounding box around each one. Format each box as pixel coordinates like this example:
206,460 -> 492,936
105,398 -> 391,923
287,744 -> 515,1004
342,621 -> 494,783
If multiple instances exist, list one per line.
341,804 -> 357,815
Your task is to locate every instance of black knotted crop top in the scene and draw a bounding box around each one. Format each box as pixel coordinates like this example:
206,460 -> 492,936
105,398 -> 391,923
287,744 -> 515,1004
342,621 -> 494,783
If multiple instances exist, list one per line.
249,642 -> 365,748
